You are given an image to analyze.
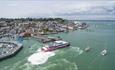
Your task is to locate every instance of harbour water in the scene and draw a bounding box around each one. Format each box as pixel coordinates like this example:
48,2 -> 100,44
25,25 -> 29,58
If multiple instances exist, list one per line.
0,20 -> 115,70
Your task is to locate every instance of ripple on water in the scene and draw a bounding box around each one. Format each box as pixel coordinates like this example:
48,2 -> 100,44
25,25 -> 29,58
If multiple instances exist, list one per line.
2,58 -> 26,70
41,59 -> 78,70
20,63 -> 35,70
70,46 -> 83,55
23,43 -> 41,54
56,46 -> 83,56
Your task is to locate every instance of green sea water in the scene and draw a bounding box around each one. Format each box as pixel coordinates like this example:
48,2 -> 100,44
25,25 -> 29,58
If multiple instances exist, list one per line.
0,20 -> 115,70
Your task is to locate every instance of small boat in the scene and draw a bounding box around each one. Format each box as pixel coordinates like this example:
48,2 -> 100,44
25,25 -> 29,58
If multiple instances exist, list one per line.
101,49 -> 107,56
41,40 -> 70,52
84,47 -> 91,52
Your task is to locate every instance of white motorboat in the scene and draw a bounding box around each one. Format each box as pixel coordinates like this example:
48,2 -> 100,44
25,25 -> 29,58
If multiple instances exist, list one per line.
101,49 -> 107,56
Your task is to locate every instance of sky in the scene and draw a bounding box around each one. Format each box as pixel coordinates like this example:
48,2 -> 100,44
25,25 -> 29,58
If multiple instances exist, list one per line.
0,0 -> 115,20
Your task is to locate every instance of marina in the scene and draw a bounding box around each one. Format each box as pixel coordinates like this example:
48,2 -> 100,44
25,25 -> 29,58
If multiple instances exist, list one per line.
0,34 -> 23,60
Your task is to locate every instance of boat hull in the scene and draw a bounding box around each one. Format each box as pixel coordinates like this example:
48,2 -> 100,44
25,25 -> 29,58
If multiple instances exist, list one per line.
41,43 -> 70,52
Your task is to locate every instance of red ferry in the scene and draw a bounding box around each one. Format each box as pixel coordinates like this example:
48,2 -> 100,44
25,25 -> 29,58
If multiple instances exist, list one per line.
41,40 -> 70,52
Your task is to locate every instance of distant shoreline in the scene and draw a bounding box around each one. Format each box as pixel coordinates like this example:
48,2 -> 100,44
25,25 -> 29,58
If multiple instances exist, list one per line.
0,18 -> 115,21
70,20 -> 115,21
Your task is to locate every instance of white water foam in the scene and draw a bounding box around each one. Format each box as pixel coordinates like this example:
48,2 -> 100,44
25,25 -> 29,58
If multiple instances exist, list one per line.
28,49 -> 55,65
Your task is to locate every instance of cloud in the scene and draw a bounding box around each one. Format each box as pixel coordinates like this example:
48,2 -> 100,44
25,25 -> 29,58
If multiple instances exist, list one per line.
0,0 -> 115,20
54,1 -> 115,19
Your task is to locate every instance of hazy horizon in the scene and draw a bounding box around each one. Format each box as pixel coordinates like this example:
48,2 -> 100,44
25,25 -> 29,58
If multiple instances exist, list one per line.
0,0 -> 115,20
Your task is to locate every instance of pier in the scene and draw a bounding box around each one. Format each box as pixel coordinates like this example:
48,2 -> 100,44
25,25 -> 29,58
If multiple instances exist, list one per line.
32,35 -> 62,43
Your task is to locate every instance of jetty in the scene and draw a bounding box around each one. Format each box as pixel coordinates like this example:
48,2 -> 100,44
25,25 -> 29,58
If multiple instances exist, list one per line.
32,35 -> 62,43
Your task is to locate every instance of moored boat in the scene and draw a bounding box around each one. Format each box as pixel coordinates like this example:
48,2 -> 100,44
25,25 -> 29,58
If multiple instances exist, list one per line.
84,47 -> 91,52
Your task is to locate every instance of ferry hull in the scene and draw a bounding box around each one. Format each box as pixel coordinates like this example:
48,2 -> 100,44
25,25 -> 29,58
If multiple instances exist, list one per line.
41,43 -> 70,52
